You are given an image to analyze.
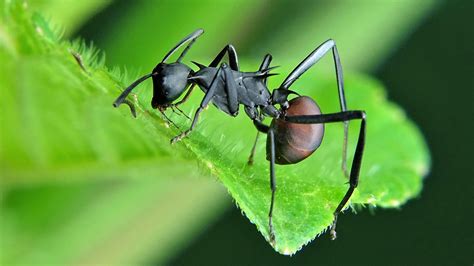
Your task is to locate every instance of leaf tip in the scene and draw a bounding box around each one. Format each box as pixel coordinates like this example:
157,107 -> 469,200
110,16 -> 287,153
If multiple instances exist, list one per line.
388,199 -> 401,207
281,246 -> 294,256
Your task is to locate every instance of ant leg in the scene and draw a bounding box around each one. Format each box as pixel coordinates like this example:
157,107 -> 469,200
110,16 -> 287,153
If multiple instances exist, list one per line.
172,47 -> 240,121
162,29 -> 204,63
245,117 -> 276,244
284,110 -> 366,240
170,66 -> 223,144
253,119 -> 270,133
222,63 -> 239,115
166,83 -> 196,121
171,53 -> 237,119
247,116 -> 270,165
247,131 -> 260,165
268,129 -> 277,246
247,54 -> 274,165
280,40 -> 349,177
169,105 -> 191,120
209,44 -> 239,71
159,109 -> 181,130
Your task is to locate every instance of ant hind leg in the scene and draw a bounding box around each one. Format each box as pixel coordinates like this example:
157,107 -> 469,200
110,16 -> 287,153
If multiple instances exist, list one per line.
284,110 -> 366,240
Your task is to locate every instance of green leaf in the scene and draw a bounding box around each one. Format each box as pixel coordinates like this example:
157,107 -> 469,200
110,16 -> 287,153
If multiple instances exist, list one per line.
0,0 -> 429,259
239,0 -> 440,71
1,179 -> 228,265
164,72 -> 430,254
29,0 -> 112,36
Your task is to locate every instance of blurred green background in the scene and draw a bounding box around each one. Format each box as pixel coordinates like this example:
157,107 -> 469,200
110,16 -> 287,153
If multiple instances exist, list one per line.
1,0 -> 472,265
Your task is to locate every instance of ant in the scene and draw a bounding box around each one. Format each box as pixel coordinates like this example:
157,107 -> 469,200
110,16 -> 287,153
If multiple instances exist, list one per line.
113,29 -> 366,245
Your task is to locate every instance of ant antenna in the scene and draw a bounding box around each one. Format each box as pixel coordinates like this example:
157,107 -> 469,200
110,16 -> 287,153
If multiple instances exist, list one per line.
113,73 -> 155,108
162,29 -> 204,63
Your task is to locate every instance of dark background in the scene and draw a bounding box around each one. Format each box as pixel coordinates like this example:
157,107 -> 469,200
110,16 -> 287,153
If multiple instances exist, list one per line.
78,1 -> 473,265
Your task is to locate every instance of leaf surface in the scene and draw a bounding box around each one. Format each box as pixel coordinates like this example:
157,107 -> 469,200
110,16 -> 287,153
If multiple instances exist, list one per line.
168,72 -> 430,254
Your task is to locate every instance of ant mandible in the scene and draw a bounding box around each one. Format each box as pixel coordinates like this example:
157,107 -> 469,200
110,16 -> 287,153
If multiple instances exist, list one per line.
113,29 -> 366,245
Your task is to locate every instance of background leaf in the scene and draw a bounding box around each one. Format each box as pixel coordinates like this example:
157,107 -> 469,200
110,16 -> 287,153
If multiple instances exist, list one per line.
30,0 -> 112,36
237,0 -> 440,71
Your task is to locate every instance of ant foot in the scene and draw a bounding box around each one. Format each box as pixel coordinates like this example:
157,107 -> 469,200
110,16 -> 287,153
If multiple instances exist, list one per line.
269,217 -> 276,246
270,232 -> 276,247
330,228 -> 337,240
170,130 -> 190,144
329,215 -> 338,240
247,158 -> 254,166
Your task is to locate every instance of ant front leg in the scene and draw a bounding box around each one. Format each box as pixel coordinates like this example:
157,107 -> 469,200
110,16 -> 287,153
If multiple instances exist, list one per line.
170,66 -> 223,144
284,110 -> 366,240
167,83 -> 196,121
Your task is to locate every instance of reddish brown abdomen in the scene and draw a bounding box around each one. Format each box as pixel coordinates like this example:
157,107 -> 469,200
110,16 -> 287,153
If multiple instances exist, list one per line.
267,96 -> 324,165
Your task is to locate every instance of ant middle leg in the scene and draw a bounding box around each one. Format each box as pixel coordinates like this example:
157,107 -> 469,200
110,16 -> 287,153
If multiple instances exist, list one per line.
209,44 -> 239,70
166,84 -> 196,121
248,117 -> 277,245
247,54 -> 273,165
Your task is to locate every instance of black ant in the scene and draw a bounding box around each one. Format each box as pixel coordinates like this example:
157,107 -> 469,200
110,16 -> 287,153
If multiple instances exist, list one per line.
113,29 -> 366,245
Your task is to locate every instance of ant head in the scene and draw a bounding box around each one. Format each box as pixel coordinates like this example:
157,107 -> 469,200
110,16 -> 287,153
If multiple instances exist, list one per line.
113,29 -> 204,113
113,29 -> 204,112
151,62 -> 192,109
271,88 -> 300,110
